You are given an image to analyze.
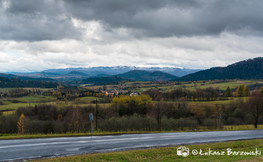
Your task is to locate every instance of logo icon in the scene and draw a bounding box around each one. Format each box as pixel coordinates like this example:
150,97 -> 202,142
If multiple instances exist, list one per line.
177,146 -> 190,157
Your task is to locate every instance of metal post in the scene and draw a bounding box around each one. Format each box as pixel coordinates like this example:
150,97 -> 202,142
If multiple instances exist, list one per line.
89,113 -> 93,133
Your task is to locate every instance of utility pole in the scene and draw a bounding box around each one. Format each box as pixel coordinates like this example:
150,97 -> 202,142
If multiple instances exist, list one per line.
95,99 -> 98,131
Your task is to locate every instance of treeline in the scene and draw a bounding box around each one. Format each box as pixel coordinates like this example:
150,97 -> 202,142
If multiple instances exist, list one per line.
0,103 -> 196,134
143,88 -> 220,101
0,88 -> 42,98
0,76 -> 58,88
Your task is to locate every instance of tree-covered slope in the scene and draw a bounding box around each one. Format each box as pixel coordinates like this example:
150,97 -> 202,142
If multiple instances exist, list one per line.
0,73 -> 56,82
81,76 -> 133,85
177,57 -> 263,81
117,70 -> 178,81
0,76 -> 58,88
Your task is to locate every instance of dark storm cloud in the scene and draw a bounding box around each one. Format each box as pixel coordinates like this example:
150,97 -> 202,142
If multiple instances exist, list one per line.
1,0 -> 263,41
63,0 -> 263,37
0,0 -> 82,41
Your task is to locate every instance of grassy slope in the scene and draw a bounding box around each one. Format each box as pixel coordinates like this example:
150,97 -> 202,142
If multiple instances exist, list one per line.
34,139 -> 263,162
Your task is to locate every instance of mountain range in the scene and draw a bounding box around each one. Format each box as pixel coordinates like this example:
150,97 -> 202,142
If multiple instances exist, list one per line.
11,66 -> 198,82
1,57 -> 263,86
40,66 -> 199,77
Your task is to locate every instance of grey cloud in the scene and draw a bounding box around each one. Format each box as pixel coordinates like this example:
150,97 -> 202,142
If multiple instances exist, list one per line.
0,0 -> 82,41
64,0 -> 263,37
2,0 -> 263,41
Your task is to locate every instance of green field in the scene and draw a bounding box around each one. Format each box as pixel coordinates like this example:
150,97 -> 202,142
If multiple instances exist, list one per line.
128,80 -> 261,93
0,95 -> 58,111
0,96 -> 109,112
78,96 -> 101,102
11,95 -> 57,102
182,80 -> 263,91
0,88 -> 53,92
33,138 -> 263,162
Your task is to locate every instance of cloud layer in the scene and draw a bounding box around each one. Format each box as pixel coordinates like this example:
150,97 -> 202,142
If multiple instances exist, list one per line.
0,0 -> 263,72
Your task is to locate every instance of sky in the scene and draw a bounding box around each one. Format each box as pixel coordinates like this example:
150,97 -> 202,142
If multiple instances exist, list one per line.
0,0 -> 263,72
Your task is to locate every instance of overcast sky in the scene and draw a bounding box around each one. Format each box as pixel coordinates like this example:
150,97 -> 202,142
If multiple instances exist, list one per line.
0,0 -> 263,72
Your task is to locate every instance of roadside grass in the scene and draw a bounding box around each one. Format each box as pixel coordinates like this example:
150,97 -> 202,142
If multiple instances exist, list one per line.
33,139 -> 263,162
0,125 -> 262,140
0,131 -> 196,140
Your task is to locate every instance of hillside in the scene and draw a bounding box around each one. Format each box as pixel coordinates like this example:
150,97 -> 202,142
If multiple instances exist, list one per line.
0,73 -> 56,82
81,76 -> 133,85
177,57 -> 263,81
65,71 -> 88,76
0,76 -> 58,88
117,70 -> 178,81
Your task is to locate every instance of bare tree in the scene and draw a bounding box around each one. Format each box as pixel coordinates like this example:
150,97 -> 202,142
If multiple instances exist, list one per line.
149,96 -> 166,131
242,91 -> 263,128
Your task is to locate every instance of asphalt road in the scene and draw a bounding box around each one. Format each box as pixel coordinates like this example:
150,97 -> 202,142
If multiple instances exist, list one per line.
0,130 -> 263,161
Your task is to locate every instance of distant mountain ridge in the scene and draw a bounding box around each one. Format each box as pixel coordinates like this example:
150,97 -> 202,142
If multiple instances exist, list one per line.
8,66 -> 199,83
177,57 -> 263,81
117,70 -> 178,81
39,66 -> 200,77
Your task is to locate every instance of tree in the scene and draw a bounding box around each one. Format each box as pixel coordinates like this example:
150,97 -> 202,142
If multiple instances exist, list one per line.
236,85 -> 244,97
17,114 -> 28,134
225,86 -> 232,97
150,95 -> 166,131
95,99 -> 98,131
242,91 -> 263,128
103,85 -> 107,91
142,89 -> 163,101
112,95 -> 152,116
243,86 -> 250,97
71,106 -> 85,133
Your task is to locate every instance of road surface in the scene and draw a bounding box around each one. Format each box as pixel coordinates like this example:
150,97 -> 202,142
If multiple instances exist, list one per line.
0,130 -> 263,161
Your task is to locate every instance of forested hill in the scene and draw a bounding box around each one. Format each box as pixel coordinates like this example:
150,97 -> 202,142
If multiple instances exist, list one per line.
0,76 -> 58,88
81,76 -> 133,85
117,70 -> 179,81
177,57 -> 263,81
0,73 -> 56,82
